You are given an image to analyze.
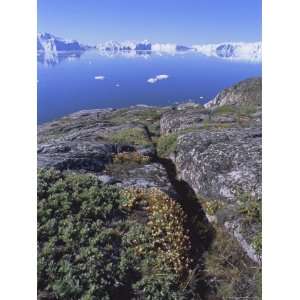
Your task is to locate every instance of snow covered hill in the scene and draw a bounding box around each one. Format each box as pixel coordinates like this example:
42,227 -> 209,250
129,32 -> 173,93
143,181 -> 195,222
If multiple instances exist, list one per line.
192,42 -> 261,62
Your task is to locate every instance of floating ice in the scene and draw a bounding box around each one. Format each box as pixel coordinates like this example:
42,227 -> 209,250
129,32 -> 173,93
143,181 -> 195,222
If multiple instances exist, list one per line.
94,76 -> 105,80
147,74 -> 169,84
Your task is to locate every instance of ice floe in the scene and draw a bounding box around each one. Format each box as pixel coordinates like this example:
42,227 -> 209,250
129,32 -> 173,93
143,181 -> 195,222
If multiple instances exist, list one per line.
147,74 -> 169,84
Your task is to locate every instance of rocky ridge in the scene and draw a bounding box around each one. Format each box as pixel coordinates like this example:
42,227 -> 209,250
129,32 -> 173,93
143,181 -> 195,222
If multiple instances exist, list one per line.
38,77 -> 262,298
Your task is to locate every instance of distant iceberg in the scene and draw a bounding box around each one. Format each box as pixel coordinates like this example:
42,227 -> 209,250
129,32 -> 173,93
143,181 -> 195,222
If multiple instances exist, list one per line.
96,40 -> 152,52
152,43 -> 177,53
147,74 -> 169,84
94,76 -> 105,80
37,32 -> 88,53
37,32 -> 261,63
97,40 -> 191,54
192,42 -> 261,62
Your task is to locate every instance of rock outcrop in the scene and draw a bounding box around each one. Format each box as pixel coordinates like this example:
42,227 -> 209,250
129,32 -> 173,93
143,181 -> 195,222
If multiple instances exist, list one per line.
205,77 -> 262,108
37,77 -> 262,297
159,77 -> 262,264
174,127 -> 261,200
37,106 -> 174,193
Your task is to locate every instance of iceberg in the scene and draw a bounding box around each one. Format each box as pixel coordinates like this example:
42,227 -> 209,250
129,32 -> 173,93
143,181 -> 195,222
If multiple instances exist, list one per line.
94,76 -> 105,80
147,74 -> 169,84
192,42 -> 261,62
37,32 -> 87,53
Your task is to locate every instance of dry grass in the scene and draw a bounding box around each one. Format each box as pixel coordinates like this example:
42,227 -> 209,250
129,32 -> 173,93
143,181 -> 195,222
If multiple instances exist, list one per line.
112,152 -> 151,164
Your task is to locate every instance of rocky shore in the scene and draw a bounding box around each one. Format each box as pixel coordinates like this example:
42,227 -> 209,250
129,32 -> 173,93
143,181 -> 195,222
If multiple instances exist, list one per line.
38,77 -> 262,299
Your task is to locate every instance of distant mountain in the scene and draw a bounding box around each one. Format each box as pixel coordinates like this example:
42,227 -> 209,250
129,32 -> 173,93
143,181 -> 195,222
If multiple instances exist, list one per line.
37,32 -> 88,52
192,42 -> 261,62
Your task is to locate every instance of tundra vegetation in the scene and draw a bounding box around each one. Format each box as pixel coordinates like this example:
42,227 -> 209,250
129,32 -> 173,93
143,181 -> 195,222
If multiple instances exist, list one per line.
38,78 -> 262,299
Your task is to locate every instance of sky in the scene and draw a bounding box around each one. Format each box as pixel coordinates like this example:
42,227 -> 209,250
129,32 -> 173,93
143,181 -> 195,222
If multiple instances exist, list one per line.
38,0 -> 261,45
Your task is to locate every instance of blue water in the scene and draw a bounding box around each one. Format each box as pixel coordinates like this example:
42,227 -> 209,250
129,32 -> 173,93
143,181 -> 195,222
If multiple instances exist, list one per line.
37,50 -> 261,124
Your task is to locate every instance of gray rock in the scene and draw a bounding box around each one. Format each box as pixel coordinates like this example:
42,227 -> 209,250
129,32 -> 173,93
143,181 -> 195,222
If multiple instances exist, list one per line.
170,126 -> 262,263
37,107 -> 156,172
97,175 -> 119,185
38,141 -> 115,172
160,107 -> 210,135
176,101 -> 202,110
136,145 -> 156,158
205,77 -> 262,109
109,163 -> 178,199
173,127 -> 262,200
224,221 -> 261,264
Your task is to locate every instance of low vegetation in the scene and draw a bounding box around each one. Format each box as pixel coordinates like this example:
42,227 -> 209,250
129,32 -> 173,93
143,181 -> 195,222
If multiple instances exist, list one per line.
202,199 -> 224,216
112,152 -> 151,164
121,187 -> 192,275
38,169 -> 194,299
212,104 -> 237,115
156,133 -> 178,157
203,226 -> 262,300
109,127 -> 151,146
105,108 -> 163,127
237,192 -> 262,257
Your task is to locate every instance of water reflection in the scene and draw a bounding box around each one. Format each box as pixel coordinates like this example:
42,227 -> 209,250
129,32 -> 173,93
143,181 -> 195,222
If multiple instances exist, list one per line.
96,50 -> 155,59
37,49 -> 192,66
37,51 -> 83,66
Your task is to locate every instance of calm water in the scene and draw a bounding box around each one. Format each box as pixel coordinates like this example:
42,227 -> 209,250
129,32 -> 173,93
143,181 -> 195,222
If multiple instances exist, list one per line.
37,50 -> 261,124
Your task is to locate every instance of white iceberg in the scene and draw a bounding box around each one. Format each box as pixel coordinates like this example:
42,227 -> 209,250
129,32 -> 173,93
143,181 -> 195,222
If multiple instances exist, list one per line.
192,42 -> 261,62
147,74 -> 169,84
94,76 -> 105,80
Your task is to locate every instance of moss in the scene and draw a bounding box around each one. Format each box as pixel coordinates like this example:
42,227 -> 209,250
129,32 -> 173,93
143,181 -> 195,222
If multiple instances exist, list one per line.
156,133 -> 178,157
109,127 -> 151,146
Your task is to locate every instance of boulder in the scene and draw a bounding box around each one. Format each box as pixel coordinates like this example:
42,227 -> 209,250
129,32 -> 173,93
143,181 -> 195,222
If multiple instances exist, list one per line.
173,127 -> 262,200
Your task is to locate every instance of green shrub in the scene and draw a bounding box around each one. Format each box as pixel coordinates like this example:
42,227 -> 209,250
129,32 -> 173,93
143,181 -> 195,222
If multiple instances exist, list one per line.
156,133 -> 178,157
38,169 -> 192,299
38,169 -> 134,299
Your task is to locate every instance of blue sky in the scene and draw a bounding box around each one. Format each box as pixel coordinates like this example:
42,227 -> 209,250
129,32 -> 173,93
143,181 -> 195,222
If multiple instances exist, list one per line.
38,0 -> 261,45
